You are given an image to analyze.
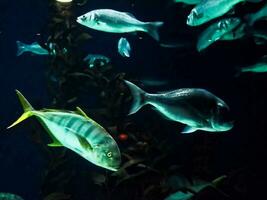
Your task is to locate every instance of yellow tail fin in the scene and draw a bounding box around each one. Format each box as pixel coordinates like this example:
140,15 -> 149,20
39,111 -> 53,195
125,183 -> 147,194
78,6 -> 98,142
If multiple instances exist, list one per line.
7,90 -> 35,129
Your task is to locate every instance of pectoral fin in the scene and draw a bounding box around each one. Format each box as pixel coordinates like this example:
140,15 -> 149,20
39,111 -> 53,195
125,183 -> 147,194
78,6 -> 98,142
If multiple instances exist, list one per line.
76,135 -> 93,151
181,126 -> 198,134
47,136 -> 63,147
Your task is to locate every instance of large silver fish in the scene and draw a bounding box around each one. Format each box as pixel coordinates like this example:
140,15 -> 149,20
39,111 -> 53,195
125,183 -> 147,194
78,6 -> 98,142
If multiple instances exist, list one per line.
8,90 -> 121,171
124,80 -> 233,134
76,9 -> 163,41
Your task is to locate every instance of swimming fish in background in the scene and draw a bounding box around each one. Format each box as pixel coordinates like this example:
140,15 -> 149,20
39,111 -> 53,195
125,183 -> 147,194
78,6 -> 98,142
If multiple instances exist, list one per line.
246,3 -> 267,26
76,9 -> 164,41
187,0 -> 261,26
16,41 -> 51,56
124,80 -> 233,133
83,54 -> 110,68
173,0 -> 201,5
238,56 -> 267,74
7,90 -> 121,171
118,37 -> 131,57
197,18 -> 241,52
0,193 -> 24,200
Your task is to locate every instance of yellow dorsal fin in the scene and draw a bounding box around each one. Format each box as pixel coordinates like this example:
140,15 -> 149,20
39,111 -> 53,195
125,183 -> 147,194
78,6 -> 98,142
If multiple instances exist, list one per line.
76,107 -> 90,119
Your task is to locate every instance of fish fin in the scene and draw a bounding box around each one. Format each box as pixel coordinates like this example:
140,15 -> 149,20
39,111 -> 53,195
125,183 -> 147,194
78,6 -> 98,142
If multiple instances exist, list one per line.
76,107 -> 90,120
124,12 -> 137,19
47,141 -> 63,147
76,134 -> 93,151
181,126 -> 198,134
124,80 -> 147,115
16,41 -> 27,56
7,90 -> 35,129
144,21 -> 164,41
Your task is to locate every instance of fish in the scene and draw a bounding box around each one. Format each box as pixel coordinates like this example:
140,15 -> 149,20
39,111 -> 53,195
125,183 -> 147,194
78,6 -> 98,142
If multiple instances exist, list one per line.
76,9 -> 164,41
165,175 -> 227,200
16,41 -> 57,56
56,0 -> 72,2
118,37 -> 131,57
238,56 -> 267,73
246,3 -> 267,26
0,193 -> 24,200
197,18 -> 241,52
124,80 -> 233,133
220,23 -> 246,41
187,0 -> 261,26
83,54 -> 110,68
173,0 -> 201,5
7,90 -> 121,171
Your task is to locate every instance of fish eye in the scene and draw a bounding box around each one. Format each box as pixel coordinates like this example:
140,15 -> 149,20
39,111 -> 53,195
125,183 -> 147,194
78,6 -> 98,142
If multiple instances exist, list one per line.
81,15 -> 87,21
106,151 -> 112,158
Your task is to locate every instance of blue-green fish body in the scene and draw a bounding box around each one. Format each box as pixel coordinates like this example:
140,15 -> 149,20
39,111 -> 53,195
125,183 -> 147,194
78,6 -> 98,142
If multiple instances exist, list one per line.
197,17 -> 241,51
174,0 -> 201,5
8,91 -> 121,171
246,3 -> 267,26
83,54 -> 110,68
0,193 -> 24,200
220,23 -> 246,41
118,37 -> 131,57
240,56 -> 267,73
76,9 -> 163,41
187,0 -> 260,26
16,41 -> 49,56
125,80 -> 233,133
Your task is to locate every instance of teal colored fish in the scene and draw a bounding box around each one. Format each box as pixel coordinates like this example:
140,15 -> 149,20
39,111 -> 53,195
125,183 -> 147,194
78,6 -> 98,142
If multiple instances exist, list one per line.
83,54 -> 110,68
173,0 -> 201,5
239,56 -> 267,73
246,3 -> 267,26
124,80 -> 233,133
118,37 -> 131,57
76,9 -> 163,41
16,41 -> 50,56
197,18 -> 241,52
0,193 -> 24,200
220,23 -> 246,41
8,90 -> 121,171
187,0 -> 261,26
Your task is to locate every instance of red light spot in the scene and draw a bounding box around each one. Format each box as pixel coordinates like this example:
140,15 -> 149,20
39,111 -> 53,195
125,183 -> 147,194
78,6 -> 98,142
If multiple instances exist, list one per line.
118,133 -> 128,141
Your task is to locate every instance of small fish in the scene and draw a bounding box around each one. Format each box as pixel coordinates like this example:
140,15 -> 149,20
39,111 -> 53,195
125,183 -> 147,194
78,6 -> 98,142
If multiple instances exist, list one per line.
238,56 -> 267,73
8,90 -> 121,171
118,37 -> 131,57
197,18 -> 241,52
83,54 -> 110,68
246,3 -> 267,26
124,80 -> 233,133
252,30 -> 267,45
187,0 -> 261,26
0,193 -> 24,200
173,0 -> 201,5
16,41 -> 49,56
76,9 -> 163,41
220,23 -> 246,41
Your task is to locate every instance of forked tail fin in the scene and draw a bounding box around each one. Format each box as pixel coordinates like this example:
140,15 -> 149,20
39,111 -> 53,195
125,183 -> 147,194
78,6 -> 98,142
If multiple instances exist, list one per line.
7,90 -> 35,129
144,21 -> 164,41
16,41 -> 27,56
124,80 -> 147,115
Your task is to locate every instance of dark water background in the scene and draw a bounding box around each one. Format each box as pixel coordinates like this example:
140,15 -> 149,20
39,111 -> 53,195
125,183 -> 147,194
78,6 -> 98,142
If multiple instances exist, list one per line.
0,0 -> 267,200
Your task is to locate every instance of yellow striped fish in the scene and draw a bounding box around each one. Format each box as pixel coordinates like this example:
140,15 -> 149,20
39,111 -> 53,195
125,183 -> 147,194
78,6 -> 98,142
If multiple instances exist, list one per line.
7,90 -> 121,171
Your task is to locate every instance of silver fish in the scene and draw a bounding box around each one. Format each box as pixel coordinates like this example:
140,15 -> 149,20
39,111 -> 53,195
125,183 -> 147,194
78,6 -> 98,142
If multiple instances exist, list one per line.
83,54 -> 110,68
118,37 -> 131,57
76,9 -> 163,41
16,41 -> 49,56
124,80 -> 233,133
